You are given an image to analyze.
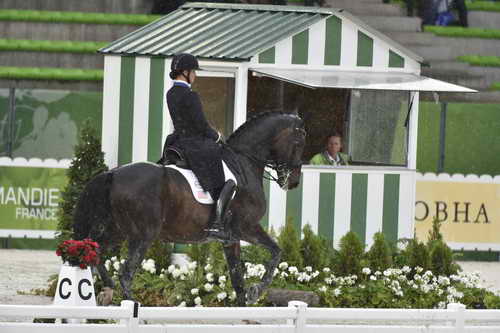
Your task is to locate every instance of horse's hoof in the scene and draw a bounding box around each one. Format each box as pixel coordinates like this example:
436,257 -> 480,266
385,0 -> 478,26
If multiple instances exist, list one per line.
97,287 -> 114,306
246,284 -> 260,304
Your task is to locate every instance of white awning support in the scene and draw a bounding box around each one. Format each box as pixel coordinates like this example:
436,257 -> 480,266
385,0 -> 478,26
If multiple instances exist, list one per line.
250,68 -> 477,93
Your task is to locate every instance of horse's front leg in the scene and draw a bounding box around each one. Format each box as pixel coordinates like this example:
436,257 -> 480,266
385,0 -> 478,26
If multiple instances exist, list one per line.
245,225 -> 281,304
223,242 -> 246,306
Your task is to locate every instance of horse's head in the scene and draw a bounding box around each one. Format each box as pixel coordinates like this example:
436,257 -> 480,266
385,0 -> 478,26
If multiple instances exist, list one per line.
271,115 -> 306,190
227,112 -> 307,190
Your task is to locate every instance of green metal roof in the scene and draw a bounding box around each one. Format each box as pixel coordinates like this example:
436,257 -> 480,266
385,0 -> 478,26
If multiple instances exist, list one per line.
99,3 -> 329,60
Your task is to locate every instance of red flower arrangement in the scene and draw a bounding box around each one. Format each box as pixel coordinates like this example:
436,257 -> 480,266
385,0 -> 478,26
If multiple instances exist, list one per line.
56,239 -> 100,269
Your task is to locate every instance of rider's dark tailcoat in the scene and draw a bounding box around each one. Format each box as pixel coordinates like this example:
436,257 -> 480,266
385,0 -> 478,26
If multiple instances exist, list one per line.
162,81 -> 225,198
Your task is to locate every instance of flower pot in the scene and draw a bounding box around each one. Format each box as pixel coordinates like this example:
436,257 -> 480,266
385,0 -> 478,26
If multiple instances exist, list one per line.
53,263 -> 96,306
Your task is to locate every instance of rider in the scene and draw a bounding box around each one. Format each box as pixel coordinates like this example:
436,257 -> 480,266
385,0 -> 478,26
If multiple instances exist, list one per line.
160,53 -> 236,241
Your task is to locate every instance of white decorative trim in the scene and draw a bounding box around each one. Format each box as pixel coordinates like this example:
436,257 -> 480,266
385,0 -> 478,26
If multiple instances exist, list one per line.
333,173 -> 352,249
308,20 -> 325,66
132,57 -> 151,163
162,59 -> 173,145
398,172 -> 415,241
301,172 -> 320,236
0,157 -> 71,168
340,18 -> 357,68
417,172 -> 500,183
0,229 -> 56,239
102,55 -> 121,169
268,176 -> 287,234
275,37 -> 292,65
233,64 -> 249,131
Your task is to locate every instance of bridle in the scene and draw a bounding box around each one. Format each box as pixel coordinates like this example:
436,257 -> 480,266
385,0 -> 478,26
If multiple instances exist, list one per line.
240,126 -> 306,189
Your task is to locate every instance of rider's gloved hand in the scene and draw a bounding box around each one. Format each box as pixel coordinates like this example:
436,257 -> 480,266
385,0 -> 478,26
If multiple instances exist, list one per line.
215,131 -> 225,144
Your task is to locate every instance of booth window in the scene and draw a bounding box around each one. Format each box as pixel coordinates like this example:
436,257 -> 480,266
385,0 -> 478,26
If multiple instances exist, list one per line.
347,90 -> 409,166
193,76 -> 235,137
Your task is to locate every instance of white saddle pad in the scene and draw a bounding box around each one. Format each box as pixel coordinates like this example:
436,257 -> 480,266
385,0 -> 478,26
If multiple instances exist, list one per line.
165,161 -> 237,204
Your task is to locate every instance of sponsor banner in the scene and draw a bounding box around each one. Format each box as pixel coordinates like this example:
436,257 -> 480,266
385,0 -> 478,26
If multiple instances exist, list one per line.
415,174 -> 500,250
0,165 -> 68,231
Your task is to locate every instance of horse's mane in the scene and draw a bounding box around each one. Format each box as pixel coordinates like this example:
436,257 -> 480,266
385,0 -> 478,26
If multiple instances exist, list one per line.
227,111 -> 297,144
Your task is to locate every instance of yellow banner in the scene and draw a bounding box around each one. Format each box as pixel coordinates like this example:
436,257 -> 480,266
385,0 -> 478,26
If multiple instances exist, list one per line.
415,178 -> 500,245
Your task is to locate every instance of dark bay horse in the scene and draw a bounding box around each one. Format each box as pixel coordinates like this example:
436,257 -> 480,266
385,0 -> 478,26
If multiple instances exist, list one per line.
73,112 -> 306,305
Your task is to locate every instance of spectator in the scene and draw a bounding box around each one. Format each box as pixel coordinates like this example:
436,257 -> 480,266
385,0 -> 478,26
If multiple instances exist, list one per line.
310,134 -> 351,166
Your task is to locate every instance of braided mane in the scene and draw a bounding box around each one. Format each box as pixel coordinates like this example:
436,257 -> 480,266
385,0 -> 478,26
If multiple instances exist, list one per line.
227,111 -> 289,144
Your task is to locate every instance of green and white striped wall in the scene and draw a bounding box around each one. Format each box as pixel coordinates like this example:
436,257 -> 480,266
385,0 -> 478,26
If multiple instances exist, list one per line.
251,12 -> 420,72
261,167 -> 416,248
102,55 -> 174,168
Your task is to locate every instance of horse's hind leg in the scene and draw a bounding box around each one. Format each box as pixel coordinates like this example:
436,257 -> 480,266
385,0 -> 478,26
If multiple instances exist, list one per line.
223,243 -> 246,306
120,237 -> 153,300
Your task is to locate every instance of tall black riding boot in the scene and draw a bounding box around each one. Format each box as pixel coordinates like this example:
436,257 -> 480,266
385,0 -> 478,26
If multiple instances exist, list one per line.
206,180 -> 237,241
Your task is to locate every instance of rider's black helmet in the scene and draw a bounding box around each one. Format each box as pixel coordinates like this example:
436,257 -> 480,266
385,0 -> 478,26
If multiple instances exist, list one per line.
171,53 -> 200,71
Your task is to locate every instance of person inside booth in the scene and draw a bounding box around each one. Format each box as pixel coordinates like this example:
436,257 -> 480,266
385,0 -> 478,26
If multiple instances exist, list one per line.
310,134 -> 351,166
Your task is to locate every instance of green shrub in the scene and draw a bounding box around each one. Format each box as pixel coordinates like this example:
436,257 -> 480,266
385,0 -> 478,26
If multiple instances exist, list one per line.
491,82 -> 500,91
0,66 -> 103,81
457,55 -> 500,67
56,120 -> 107,242
429,240 -> 459,276
0,9 -> 160,25
334,231 -> 364,276
145,240 -> 173,273
241,243 -> 271,263
466,1 -> 500,12
0,39 -> 107,53
366,232 -> 393,272
300,224 -> 329,270
187,242 -> 226,274
401,239 -> 431,273
424,25 -> 500,39
277,217 -> 303,268
485,294 -> 500,309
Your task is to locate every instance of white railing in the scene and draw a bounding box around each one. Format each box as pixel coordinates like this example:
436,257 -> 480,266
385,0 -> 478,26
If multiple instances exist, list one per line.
1,301 -> 500,333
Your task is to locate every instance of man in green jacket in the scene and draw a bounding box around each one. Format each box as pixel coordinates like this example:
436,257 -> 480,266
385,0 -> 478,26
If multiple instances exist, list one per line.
310,134 -> 351,166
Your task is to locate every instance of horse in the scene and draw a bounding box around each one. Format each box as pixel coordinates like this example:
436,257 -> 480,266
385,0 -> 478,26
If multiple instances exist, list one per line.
73,111 -> 306,306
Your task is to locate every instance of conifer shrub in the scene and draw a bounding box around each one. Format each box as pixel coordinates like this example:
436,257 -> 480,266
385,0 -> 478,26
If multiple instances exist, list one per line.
427,218 -> 459,276
277,217 -> 303,268
366,232 -> 393,272
300,224 -> 329,270
334,231 -> 364,276
402,239 -> 431,274
429,240 -> 458,276
56,120 -> 107,242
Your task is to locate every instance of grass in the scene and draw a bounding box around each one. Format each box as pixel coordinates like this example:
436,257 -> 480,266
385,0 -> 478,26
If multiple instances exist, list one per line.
0,66 -> 103,81
0,39 -> 107,53
491,83 -> 500,91
0,9 -> 160,25
457,55 -> 500,67
424,25 -> 500,39
466,1 -> 500,12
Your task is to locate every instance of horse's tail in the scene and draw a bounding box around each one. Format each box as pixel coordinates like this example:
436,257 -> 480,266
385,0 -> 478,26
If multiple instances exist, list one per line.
73,171 -> 114,242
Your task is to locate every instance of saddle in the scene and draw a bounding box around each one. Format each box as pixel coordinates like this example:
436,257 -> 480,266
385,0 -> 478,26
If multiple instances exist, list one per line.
160,147 -> 189,168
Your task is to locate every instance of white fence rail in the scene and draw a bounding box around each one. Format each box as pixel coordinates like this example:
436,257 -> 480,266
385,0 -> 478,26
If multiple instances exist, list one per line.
1,301 -> 500,333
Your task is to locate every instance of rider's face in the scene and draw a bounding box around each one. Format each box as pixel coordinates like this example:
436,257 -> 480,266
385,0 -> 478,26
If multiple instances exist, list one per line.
189,70 -> 196,84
